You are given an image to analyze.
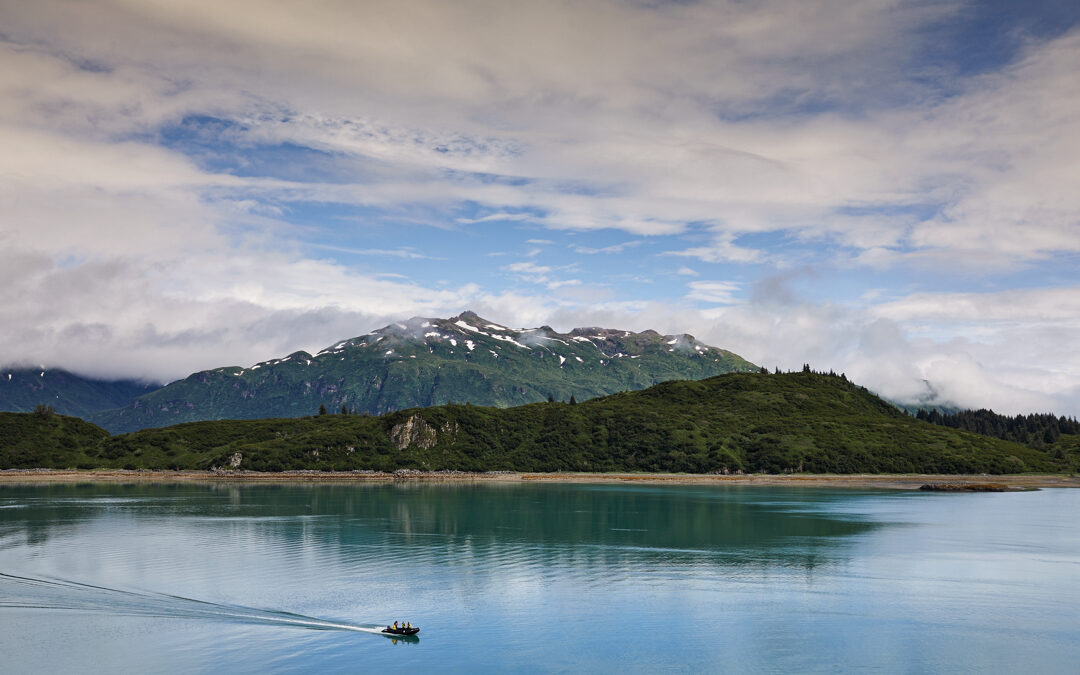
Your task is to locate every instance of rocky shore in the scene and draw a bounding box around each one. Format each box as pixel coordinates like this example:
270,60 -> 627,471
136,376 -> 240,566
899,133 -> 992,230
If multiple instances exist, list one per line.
1,468 -> 1078,489
919,482 -> 1012,491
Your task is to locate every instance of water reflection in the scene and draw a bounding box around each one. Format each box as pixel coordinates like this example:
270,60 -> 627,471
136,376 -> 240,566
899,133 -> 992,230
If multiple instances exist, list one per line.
14,483 -> 1075,673
0,482 -> 882,577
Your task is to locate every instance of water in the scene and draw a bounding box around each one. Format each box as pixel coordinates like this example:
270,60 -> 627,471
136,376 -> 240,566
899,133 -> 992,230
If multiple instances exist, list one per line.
1,482 -> 1078,673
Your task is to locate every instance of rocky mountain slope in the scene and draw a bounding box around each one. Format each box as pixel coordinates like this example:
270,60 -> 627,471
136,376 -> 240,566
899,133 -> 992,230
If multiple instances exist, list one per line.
88,311 -> 758,433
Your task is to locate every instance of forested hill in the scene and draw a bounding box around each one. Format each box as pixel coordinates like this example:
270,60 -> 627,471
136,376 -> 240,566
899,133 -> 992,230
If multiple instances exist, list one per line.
916,408 -> 1080,451
87,311 -> 758,434
3,372 -> 1069,475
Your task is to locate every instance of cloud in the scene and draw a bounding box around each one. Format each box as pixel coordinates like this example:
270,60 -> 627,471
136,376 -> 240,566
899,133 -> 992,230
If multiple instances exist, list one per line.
572,240 -> 646,255
501,261 -> 580,290
307,244 -> 441,260
685,281 -> 742,305
5,1 -> 1077,262
457,213 -> 534,224
0,1 -> 1077,416
0,245 -> 500,381
872,287 -> 1080,324
667,233 -> 764,264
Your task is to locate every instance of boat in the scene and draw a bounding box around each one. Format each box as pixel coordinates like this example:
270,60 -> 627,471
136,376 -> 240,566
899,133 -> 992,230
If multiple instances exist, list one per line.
382,625 -> 420,636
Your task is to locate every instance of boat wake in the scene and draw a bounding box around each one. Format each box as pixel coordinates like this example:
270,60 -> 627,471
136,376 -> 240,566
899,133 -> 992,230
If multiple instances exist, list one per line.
0,571 -> 386,635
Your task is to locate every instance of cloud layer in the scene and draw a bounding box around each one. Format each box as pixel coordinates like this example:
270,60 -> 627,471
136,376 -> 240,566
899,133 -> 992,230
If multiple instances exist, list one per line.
0,1 -> 1077,414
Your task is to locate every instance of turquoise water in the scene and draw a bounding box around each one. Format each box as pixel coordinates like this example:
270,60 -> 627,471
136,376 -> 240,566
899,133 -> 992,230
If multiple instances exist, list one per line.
1,482 -> 1078,673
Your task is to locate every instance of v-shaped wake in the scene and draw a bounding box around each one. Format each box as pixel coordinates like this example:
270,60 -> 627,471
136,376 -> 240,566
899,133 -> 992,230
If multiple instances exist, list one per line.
0,571 -> 387,635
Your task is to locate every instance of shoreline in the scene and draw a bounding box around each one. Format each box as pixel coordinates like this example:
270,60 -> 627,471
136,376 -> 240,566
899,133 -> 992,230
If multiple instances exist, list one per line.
1,469 -> 1077,489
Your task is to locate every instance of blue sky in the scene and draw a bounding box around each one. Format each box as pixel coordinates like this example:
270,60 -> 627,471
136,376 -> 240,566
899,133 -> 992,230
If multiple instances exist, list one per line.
1,0 -> 1078,415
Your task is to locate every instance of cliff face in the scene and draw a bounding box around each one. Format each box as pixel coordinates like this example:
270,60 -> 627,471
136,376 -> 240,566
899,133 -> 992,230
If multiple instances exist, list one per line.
390,415 -> 437,450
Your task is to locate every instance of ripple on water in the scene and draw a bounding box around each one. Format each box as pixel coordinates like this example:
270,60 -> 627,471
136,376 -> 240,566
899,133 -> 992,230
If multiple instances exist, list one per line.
1,483 -> 1079,673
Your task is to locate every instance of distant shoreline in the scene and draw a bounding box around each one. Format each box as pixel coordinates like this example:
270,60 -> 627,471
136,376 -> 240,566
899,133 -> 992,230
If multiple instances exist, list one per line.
1,469 -> 1077,489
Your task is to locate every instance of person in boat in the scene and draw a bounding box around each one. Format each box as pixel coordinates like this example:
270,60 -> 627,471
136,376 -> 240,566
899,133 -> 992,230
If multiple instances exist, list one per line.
406,622 -> 412,629
393,621 -> 399,630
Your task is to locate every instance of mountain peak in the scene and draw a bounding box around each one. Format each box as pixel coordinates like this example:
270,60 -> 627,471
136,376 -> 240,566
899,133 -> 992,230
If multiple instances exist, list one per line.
446,310 -> 506,331
83,311 -> 759,433
452,310 -> 487,323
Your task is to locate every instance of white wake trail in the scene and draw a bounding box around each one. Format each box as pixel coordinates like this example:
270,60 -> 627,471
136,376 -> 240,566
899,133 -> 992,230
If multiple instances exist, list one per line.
0,572 -> 396,637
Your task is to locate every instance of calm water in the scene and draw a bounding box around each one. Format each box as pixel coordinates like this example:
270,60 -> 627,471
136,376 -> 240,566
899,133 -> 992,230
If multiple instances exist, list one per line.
1,482 -> 1078,673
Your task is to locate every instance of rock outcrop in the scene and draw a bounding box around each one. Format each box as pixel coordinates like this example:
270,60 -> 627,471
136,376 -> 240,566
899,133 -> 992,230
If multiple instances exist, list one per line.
389,414 -> 438,450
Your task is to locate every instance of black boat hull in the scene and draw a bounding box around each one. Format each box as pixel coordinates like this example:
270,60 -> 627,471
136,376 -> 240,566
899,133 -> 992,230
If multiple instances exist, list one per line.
381,627 -> 420,636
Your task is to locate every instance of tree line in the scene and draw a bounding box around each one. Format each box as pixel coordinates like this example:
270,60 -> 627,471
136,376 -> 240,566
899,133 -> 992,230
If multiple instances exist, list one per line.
916,408 -> 1080,449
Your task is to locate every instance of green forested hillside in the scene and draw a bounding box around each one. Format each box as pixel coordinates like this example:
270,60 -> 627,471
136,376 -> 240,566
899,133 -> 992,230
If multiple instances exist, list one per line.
0,408 -> 111,469
88,311 -> 758,433
2,372 -> 1064,474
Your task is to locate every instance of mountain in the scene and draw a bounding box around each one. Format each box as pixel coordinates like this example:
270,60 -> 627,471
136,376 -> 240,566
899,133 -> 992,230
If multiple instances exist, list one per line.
3,372 -> 1065,474
87,311 -> 758,433
0,367 -> 155,418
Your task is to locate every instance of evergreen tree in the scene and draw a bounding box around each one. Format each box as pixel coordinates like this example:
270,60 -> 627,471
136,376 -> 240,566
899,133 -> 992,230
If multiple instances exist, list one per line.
341,405 -> 348,415
32,404 -> 55,419
318,404 -> 327,416
569,395 -> 577,405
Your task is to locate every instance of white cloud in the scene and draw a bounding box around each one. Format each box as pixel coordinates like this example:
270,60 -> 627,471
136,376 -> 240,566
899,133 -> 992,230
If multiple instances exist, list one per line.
872,288 -> 1080,324
572,240 -> 646,255
0,1 -> 1077,416
4,0 -> 1075,263
667,233 -> 764,264
685,281 -> 742,305
501,261 -> 580,290
307,244 -> 440,260
457,213 -> 534,225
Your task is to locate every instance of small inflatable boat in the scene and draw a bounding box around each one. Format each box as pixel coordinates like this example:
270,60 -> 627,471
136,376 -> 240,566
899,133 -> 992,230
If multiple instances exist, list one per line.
382,625 -> 420,636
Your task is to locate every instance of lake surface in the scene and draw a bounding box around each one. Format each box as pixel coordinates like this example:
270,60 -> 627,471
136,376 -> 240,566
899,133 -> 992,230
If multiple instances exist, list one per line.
1,482 -> 1078,673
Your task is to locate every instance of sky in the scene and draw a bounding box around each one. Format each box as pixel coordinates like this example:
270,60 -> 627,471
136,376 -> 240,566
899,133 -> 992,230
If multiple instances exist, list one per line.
1,0 -> 1078,415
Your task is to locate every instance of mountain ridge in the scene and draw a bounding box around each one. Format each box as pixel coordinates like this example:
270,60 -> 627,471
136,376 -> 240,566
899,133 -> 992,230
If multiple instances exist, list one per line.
84,311 -> 758,433
0,368 -> 156,419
